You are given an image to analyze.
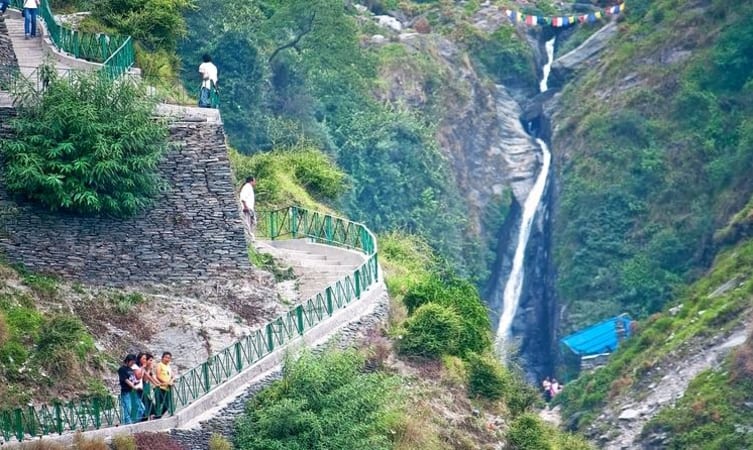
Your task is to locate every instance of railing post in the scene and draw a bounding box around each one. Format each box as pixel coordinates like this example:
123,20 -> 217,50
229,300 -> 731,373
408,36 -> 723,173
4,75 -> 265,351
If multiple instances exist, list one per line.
325,215 -> 333,242
291,206 -> 298,238
266,323 -> 274,351
295,305 -> 304,334
26,405 -> 37,438
269,211 -> 277,240
54,403 -> 62,434
13,407 -> 23,442
374,254 -> 379,282
234,341 -> 243,372
92,397 -> 101,429
202,362 -> 211,393
355,270 -> 361,298
326,286 -> 334,315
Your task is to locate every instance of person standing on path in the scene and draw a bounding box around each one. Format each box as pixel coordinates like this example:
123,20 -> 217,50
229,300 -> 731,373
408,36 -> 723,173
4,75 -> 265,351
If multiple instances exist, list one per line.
240,176 -> 256,241
23,0 -> 39,39
198,54 -> 218,108
119,354 -> 145,424
155,351 -> 175,418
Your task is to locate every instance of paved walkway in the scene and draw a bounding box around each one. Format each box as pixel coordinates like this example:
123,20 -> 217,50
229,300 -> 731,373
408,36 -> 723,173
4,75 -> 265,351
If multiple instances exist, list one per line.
3,10 -> 71,79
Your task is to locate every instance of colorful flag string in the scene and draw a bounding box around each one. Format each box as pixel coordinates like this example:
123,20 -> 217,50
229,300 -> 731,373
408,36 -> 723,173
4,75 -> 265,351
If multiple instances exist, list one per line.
505,2 -> 625,28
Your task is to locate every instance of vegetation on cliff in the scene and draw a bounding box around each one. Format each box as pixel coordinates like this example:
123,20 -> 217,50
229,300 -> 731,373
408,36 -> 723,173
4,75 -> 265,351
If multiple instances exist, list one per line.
554,0 -> 753,330
1,72 -> 167,217
178,0 -> 538,282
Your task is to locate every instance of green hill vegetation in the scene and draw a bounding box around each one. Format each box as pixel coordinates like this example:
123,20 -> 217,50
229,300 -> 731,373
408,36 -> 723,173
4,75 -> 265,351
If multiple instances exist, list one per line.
549,0 -> 753,445
0,265 -> 107,406
553,0 -> 753,331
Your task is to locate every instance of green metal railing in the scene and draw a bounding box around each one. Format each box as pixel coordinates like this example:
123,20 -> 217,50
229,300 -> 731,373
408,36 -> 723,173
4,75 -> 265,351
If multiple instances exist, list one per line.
0,206 -> 378,443
7,0 -> 135,78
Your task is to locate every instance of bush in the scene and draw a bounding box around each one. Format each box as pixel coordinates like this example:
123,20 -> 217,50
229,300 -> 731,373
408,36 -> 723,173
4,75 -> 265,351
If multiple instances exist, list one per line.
111,434 -> 137,450
37,315 -> 94,361
399,303 -> 463,358
229,147 -> 346,208
506,413 -> 552,450
21,273 -> 58,300
0,341 -> 29,376
402,275 -> 492,355
94,0 -> 190,52
236,349 -> 398,450
2,70 -> 168,217
466,352 -> 508,400
208,434 -> 232,450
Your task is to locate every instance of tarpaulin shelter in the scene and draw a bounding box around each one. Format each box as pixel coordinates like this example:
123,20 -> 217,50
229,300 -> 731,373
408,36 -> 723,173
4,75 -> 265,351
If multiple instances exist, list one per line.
560,313 -> 632,356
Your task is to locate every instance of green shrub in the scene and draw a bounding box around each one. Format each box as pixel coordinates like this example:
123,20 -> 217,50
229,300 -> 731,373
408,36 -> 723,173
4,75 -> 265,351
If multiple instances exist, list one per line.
37,315 -> 94,361
22,273 -> 58,301
399,303 -> 463,358
0,341 -> 29,376
229,146 -> 347,209
2,71 -> 168,217
466,352 -> 507,400
236,349 -> 398,450
506,413 -> 552,450
402,275 -> 492,355
94,0 -> 190,52
208,434 -> 232,450
5,307 -> 43,341
111,292 -> 146,314
111,434 -> 137,450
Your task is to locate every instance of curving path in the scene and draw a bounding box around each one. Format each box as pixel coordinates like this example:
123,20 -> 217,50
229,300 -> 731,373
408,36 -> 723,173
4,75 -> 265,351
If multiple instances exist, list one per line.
1,10 -> 388,445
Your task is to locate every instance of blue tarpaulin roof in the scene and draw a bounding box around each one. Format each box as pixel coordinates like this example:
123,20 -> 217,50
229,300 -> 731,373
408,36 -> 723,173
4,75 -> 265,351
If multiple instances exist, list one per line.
560,314 -> 632,356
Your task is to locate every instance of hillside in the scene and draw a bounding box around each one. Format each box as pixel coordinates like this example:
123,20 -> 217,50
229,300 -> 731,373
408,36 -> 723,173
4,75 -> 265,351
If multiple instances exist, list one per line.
4,0 -> 753,448
549,0 -> 753,447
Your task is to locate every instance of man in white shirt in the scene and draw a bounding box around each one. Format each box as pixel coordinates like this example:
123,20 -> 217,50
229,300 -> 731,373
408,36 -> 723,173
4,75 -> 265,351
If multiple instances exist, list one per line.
198,54 -> 218,108
239,177 -> 256,241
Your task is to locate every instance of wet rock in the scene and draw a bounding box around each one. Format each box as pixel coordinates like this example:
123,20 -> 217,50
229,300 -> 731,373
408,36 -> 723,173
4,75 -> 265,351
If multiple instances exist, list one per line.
550,21 -> 619,87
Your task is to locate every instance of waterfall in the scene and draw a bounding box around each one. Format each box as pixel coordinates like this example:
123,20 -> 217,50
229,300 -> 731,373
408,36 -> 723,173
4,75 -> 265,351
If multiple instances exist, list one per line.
496,38 -> 555,344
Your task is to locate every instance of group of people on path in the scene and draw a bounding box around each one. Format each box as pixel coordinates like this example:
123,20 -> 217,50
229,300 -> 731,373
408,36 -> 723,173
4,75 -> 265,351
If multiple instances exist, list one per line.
118,352 -> 176,425
0,0 -> 41,39
542,376 -> 563,402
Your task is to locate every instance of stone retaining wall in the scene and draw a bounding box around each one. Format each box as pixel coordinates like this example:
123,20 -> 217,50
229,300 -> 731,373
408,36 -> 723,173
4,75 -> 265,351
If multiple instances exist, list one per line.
0,111 -> 251,284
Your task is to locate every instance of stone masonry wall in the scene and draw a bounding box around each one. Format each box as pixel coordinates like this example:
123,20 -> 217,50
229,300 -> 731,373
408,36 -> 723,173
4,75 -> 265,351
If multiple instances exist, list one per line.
0,109 -> 251,284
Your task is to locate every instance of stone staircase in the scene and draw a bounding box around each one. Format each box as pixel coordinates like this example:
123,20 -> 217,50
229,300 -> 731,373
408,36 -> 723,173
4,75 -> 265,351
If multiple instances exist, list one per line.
2,10 -> 71,76
257,239 -> 367,302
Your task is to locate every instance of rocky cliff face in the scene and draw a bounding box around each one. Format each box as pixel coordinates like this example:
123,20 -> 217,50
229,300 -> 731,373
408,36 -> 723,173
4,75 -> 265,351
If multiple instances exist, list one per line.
373,32 -> 540,238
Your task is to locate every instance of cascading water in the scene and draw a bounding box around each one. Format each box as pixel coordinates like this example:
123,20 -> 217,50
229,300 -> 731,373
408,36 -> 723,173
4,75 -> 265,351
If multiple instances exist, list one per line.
496,38 -> 555,345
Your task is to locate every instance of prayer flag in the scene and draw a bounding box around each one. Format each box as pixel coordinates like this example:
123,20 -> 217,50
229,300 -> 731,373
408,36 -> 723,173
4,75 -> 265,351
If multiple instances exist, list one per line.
552,17 -> 562,27
595,11 -> 602,19
526,15 -> 537,26
588,13 -> 596,23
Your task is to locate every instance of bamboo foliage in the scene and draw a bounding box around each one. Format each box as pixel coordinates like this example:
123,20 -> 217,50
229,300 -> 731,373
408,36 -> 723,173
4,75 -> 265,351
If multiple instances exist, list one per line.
1,69 -> 168,217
